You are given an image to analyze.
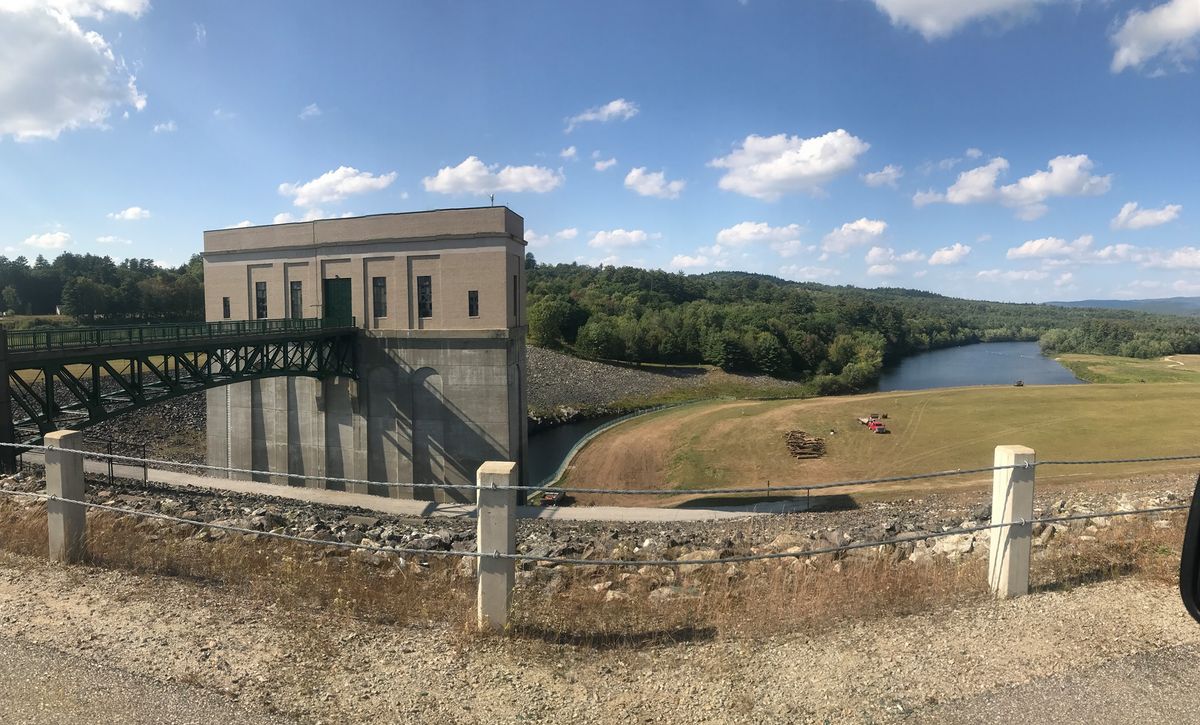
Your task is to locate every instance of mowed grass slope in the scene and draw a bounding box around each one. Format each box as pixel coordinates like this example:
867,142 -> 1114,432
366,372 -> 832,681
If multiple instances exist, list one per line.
563,383 -> 1200,506
1057,353 -> 1200,384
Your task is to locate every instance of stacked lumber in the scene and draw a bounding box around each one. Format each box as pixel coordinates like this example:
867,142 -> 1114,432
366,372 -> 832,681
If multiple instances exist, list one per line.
783,430 -> 826,460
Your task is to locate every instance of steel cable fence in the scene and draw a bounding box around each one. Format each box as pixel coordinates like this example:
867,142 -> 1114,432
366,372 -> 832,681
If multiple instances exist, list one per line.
0,486 -> 1188,568
5,441 -> 1200,498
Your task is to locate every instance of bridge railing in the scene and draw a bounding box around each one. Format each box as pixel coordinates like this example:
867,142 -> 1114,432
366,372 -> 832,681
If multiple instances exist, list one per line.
3,317 -> 356,354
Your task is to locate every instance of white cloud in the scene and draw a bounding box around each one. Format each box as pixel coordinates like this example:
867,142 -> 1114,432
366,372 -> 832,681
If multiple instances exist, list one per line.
152,120 -> 176,133
965,147 -> 983,159
299,103 -> 321,120
525,228 -> 578,248
928,242 -> 972,265
919,154 -> 1111,219
1111,0 -> 1200,73
280,166 -> 398,207
1055,272 -> 1075,288
231,220 -> 253,229
272,209 -> 326,224
821,218 -> 887,254
4,2 -> 150,18
716,221 -> 803,247
1094,243 -> 1146,264
1006,234 -> 1094,260
560,146 -> 577,160
780,265 -> 838,281
862,164 -> 904,188
565,98 -> 639,132
976,268 -> 1049,282
193,22 -> 206,47
587,229 -> 652,250
524,229 -> 551,247
912,189 -> 945,207
715,221 -> 809,257
422,156 -> 563,196
212,108 -> 236,121
624,167 -> 686,199
870,0 -> 1053,40
107,206 -> 150,220
670,254 -> 712,269
0,5 -> 147,141
96,234 -> 130,244
1146,246 -> 1200,269
710,129 -> 870,201
594,157 -> 617,171
1111,201 -> 1182,230
23,231 -> 70,249
866,246 -> 925,271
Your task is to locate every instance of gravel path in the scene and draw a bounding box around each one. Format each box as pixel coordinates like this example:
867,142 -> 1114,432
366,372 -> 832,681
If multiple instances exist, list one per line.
913,642 -> 1200,724
0,634 -> 293,724
1,551 -> 1198,723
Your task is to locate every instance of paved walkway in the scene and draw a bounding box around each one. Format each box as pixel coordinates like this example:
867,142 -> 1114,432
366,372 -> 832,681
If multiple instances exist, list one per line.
24,453 -> 797,522
0,635 -> 292,725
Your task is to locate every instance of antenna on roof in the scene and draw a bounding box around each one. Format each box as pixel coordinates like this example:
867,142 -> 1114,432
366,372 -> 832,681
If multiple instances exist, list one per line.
489,194 -> 495,207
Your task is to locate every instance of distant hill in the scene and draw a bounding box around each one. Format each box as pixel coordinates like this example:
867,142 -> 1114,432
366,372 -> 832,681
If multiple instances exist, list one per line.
1048,297 -> 1200,316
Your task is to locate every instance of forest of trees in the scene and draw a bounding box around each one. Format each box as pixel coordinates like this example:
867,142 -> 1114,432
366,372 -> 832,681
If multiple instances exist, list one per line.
0,253 -> 204,323
525,258 -> 1200,392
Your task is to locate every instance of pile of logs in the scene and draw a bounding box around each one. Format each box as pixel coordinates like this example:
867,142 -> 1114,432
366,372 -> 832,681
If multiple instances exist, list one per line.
783,430 -> 826,460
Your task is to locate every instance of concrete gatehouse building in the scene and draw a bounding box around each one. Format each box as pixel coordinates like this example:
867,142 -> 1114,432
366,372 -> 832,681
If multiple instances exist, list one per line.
201,207 -> 528,501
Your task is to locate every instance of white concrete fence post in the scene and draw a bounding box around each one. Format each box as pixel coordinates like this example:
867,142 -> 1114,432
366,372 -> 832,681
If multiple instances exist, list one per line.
476,461 -> 518,632
988,445 -> 1035,599
45,429 -> 86,563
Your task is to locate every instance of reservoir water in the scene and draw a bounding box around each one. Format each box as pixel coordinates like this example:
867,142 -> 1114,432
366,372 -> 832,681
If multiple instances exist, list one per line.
874,341 -> 1082,392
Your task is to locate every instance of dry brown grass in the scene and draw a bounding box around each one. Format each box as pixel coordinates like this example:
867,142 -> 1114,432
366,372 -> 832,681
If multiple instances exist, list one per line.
0,498 -> 1187,647
0,498 -> 474,627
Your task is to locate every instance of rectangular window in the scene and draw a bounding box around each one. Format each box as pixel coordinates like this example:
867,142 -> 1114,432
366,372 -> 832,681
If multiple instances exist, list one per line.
372,277 -> 387,318
254,281 -> 267,319
289,281 -> 303,319
221,297 -> 231,320
416,275 -> 432,319
468,290 -> 479,318
512,274 -> 519,320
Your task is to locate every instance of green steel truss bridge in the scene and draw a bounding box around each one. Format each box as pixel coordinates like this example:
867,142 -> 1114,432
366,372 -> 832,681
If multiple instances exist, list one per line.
0,318 -> 359,467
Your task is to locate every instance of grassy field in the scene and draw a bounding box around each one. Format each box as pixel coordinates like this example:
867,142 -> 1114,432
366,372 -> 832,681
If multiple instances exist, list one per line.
1056,353 -> 1200,384
563,382 -> 1200,506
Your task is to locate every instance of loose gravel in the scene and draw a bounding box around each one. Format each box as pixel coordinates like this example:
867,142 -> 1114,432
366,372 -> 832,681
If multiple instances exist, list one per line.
1,551 -> 1196,723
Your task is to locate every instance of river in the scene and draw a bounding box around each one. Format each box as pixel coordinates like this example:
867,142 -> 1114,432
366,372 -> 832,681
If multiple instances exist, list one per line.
874,341 -> 1081,392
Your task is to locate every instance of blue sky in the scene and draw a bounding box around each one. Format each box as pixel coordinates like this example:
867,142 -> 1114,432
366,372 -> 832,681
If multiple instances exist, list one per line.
2,0 -> 1199,302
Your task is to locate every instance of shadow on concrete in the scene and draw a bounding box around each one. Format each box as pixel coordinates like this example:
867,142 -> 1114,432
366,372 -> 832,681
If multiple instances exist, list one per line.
508,623 -> 717,650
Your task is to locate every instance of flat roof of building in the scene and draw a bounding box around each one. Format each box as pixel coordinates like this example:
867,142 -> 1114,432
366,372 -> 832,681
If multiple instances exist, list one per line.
203,206 -> 524,255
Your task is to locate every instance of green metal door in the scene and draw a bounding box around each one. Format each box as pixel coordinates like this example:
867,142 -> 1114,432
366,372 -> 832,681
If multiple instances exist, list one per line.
322,278 -> 352,324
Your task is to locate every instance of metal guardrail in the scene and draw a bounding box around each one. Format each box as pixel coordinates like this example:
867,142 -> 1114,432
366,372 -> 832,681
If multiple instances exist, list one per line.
4,317 -> 357,354
82,434 -> 148,486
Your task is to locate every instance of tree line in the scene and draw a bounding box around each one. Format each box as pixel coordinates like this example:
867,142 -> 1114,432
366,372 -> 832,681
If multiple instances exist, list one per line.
0,253 -> 204,323
524,258 -> 1200,392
